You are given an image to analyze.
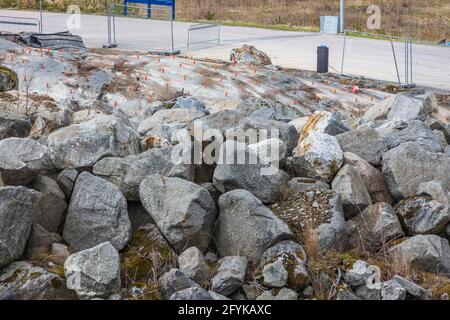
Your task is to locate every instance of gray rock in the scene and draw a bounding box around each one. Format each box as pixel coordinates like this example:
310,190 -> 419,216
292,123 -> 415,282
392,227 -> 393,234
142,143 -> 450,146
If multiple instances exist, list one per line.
433,129 -> 448,151
208,290 -> 230,300
382,275 -> 430,300
343,152 -> 392,204
211,256 -> 247,296
215,190 -> 293,260
354,284 -> 381,300
425,117 -> 450,144
143,122 -> 186,145
314,191 -> 348,252
0,110 -> 31,139
260,240 -> 309,290
382,143 -> 450,199
262,260 -> 288,288
30,176 -> 67,233
139,174 -> 216,253
417,180 -> 449,205
237,97 -> 305,123
230,45 -> 272,66
170,287 -> 213,300
173,96 -> 209,114
213,141 -> 289,204
94,146 -> 194,201
0,186 -> 38,267
260,240 -> 306,265
343,260 -> 373,288
248,138 -> 287,167
56,168 -> 78,199
64,242 -> 121,300
235,117 -> 299,156
301,111 -> 350,137
201,182 -> 222,208
63,172 -> 131,251
290,132 -> 343,183
347,203 -> 404,252
188,109 -> 243,136
289,117 -> 310,134
332,165 -> 372,220
138,108 -> 206,136
363,92 -> 431,122
395,196 -> 450,235
336,126 -> 387,166
381,281 -> 407,300
335,288 -> 362,300
0,261 -> 76,300
160,269 -> 200,300
47,114 -> 141,169
179,247 -> 210,284
0,138 -> 52,186
287,177 -> 330,192
389,235 -> 450,276
242,284 -> 261,300
256,288 -> 298,300
383,120 -> 443,153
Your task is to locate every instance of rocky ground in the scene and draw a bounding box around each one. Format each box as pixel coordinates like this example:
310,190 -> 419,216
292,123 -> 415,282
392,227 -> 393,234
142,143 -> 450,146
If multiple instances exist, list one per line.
0,38 -> 450,301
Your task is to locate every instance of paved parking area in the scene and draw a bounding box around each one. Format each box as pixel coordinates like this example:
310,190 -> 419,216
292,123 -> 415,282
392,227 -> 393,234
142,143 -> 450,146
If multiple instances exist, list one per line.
1,9 -> 449,90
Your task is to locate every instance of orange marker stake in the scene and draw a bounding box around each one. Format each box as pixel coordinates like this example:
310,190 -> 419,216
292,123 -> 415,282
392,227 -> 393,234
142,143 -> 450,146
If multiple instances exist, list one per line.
225,91 -> 228,97
183,75 -> 187,81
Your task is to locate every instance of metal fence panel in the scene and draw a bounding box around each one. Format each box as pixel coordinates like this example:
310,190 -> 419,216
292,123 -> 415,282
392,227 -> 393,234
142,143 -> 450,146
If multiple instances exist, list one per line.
105,3 -> 176,54
187,23 -> 220,51
0,15 -> 41,34
340,30 -> 450,90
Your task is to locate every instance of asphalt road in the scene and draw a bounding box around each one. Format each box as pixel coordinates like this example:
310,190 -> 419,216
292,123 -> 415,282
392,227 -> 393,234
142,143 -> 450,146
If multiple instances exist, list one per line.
1,9 -> 449,90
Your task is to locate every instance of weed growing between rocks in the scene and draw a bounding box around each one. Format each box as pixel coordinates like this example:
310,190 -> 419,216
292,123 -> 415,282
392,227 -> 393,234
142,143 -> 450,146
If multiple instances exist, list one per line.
120,224 -> 178,300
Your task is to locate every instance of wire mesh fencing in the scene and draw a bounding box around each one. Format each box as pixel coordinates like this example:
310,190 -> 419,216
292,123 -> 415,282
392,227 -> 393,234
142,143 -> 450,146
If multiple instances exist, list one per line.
105,2 -> 176,54
340,30 -> 450,90
0,12 -> 42,34
187,23 -> 220,51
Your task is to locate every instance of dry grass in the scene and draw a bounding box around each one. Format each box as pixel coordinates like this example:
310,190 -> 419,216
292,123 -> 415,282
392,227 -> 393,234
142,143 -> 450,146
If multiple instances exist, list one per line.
3,0 -> 449,41
176,0 -> 450,41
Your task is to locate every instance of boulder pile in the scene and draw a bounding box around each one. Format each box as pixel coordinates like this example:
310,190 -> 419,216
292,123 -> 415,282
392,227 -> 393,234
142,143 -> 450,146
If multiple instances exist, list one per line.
1,45 -> 450,300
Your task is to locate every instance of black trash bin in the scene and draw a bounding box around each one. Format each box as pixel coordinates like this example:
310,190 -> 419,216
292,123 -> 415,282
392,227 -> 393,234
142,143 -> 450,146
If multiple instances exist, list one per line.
317,45 -> 329,73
